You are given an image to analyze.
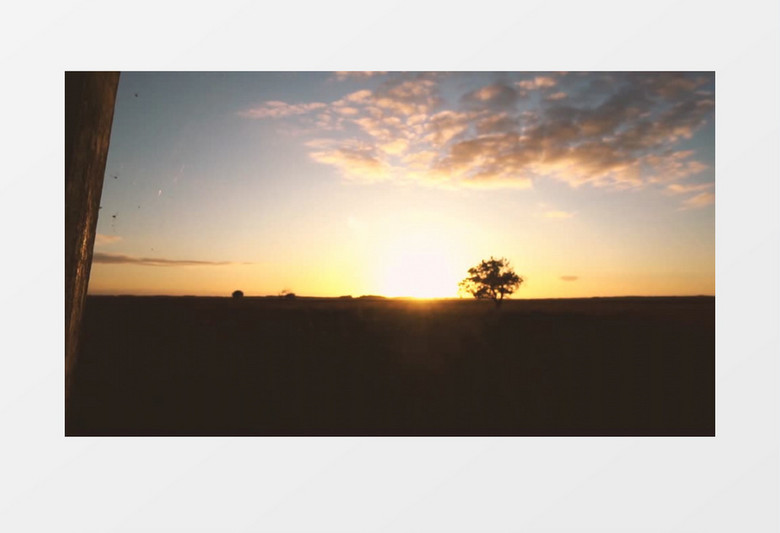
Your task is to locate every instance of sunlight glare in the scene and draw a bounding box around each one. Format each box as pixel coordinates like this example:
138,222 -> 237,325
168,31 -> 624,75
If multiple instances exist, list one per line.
379,237 -> 460,298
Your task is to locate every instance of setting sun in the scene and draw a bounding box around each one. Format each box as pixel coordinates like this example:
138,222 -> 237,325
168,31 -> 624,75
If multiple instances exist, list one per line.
380,249 -> 459,299
376,232 -> 462,298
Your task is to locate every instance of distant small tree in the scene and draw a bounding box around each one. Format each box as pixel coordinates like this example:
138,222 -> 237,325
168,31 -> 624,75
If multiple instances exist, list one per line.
459,257 -> 524,308
232,290 -> 244,299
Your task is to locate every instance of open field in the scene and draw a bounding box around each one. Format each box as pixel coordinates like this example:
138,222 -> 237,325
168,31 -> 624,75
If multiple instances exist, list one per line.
67,295 -> 714,436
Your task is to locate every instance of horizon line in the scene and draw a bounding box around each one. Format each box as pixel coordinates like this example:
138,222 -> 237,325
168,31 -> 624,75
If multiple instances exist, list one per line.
85,293 -> 715,300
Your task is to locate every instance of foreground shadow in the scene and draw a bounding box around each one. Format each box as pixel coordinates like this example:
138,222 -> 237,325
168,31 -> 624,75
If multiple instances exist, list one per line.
67,296 -> 714,436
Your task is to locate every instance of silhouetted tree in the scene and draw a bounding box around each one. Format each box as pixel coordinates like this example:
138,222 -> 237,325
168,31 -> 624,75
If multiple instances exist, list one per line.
459,257 -> 523,308
232,290 -> 244,298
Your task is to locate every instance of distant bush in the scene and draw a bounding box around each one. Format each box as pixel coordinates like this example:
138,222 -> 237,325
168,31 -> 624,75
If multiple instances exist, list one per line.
284,292 -> 296,300
232,290 -> 244,299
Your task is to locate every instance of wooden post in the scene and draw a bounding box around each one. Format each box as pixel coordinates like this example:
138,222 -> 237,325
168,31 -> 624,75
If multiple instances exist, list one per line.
65,72 -> 120,417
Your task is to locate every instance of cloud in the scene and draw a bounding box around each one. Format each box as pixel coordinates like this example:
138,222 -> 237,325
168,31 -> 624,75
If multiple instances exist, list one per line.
402,149 -> 439,170
680,191 -> 715,209
462,75 -> 708,189
332,71 -> 387,81
663,181 -> 714,209
241,72 -> 713,194
95,234 -> 122,246
545,91 -> 567,101
475,112 -> 519,135
424,110 -> 475,147
332,106 -> 360,116
372,77 -> 441,116
378,138 -> 410,155
544,210 -> 575,219
461,83 -> 523,110
238,101 -> 327,119
515,76 -> 558,90
636,72 -> 711,99
93,253 -> 244,267
644,151 -> 709,184
432,132 -> 536,187
308,140 -> 389,181
665,182 -> 714,195
560,276 -> 579,281
342,89 -> 373,104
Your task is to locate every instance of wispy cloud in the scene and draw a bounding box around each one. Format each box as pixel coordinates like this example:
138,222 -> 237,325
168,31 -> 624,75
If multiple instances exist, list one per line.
680,191 -> 715,210
95,234 -> 122,246
545,91 -> 567,101
645,150 -> 709,184
238,72 -> 714,196
515,76 -> 558,90
332,71 -> 387,81
372,77 -> 441,116
544,210 -> 575,219
93,253 -> 247,267
665,182 -> 714,195
664,181 -> 714,209
238,101 -> 327,119
560,275 -> 579,281
309,144 -> 389,181
462,83 -> 523,110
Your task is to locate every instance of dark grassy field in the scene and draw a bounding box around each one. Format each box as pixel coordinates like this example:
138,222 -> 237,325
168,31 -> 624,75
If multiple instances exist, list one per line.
67,295 -> 714,436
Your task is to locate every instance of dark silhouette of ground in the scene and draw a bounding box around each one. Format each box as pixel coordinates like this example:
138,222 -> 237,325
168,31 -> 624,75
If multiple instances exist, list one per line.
66,296 -> 714,436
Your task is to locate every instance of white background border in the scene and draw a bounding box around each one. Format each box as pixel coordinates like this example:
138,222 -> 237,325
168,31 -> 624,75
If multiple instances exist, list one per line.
1,1 -> 778,531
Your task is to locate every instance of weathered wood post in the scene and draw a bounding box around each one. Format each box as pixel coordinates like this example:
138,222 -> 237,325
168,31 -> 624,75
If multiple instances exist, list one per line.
65,72 -> 120,417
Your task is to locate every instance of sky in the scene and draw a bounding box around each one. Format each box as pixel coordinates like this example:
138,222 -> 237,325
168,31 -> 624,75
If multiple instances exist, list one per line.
87,71 -> 715,298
